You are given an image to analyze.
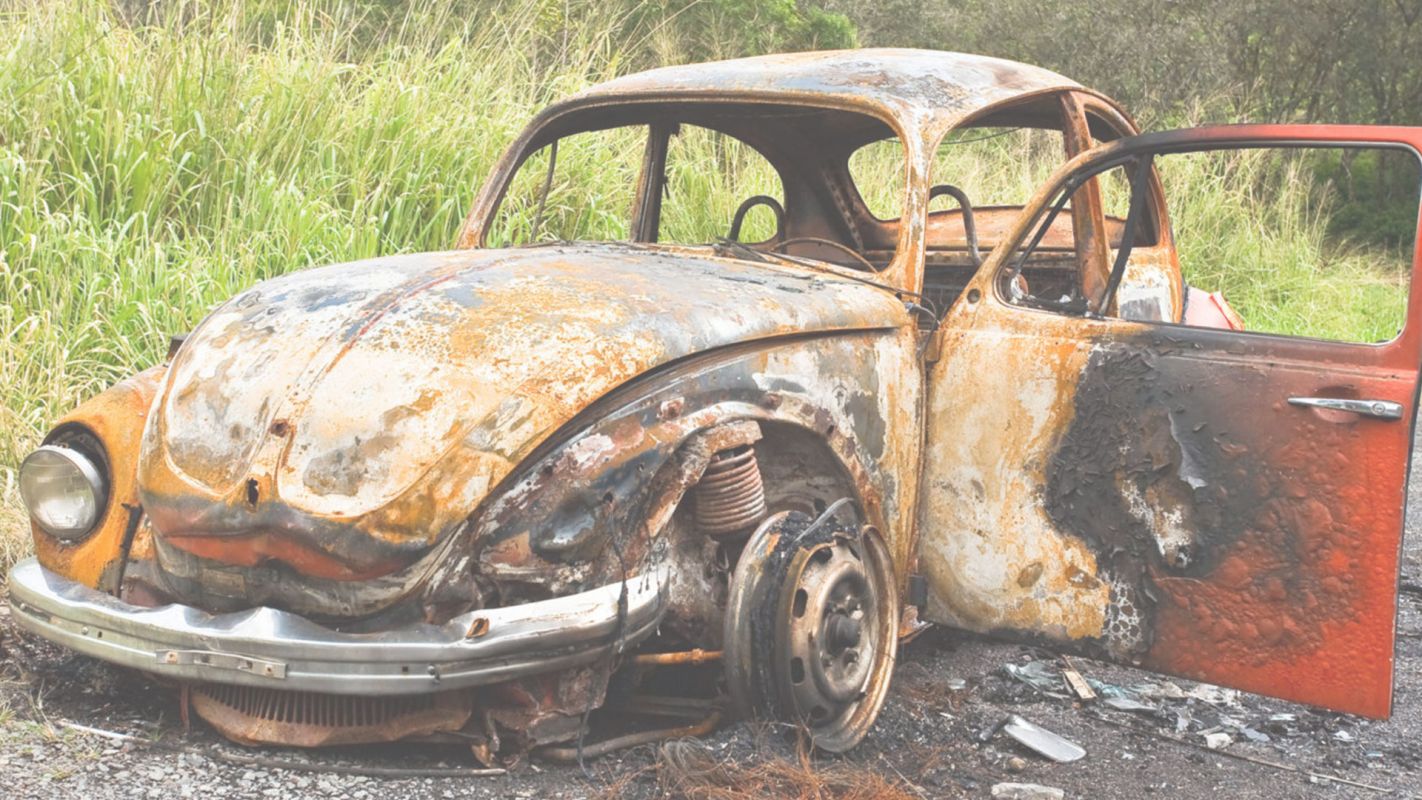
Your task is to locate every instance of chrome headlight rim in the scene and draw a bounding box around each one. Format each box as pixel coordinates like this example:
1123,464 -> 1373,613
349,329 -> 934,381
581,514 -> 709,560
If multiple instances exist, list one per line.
20,428 -> 111,542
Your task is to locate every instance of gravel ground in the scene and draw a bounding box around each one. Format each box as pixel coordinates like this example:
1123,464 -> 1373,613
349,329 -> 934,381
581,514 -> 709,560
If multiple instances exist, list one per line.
2,443 -> 1421,799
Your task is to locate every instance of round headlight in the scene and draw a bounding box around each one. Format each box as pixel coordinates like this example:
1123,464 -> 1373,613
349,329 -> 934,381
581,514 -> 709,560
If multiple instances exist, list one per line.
18,445 -> 108,541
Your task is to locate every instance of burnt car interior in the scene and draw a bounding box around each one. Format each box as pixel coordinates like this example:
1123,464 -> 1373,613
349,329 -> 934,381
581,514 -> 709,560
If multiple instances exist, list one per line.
914,99 -> 1152,316
1001,151 -> 1163,316
488,94 -> 1150,324
489,101 -> 906,268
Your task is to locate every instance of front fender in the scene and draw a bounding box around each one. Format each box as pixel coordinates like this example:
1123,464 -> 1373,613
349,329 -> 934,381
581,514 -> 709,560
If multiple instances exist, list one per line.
29,366 -> 166,592
428,328 -> 924,610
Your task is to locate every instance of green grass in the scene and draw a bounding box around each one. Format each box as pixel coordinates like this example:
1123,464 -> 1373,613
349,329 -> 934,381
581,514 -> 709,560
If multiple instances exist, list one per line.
0,0 -> 637,553
1161,148 -> 1411,343
0,1 -> 1412,564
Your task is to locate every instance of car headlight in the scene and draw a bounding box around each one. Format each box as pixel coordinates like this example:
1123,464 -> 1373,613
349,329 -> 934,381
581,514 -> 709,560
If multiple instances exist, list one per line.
19,444 -> 108,540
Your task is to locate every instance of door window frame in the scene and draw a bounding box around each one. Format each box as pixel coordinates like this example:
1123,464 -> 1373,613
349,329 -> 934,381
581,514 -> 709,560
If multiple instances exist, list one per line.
985,125 -> 1422,368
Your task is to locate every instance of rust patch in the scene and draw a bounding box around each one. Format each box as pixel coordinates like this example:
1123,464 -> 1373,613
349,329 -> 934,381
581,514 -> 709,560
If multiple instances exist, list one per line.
31,366 -> 166,593
191,685 -> 474,748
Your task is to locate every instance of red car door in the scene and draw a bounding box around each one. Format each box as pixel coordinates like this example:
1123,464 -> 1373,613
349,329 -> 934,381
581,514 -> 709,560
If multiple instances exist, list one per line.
920,125 -> 1422,718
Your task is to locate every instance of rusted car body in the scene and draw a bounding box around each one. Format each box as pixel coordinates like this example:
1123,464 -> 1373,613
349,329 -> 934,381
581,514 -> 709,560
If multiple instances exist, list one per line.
10,50 -> 1419,755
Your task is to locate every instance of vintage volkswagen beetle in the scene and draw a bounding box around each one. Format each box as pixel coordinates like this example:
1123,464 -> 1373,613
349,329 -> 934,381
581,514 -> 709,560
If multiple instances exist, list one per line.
10,49 -> 1419,756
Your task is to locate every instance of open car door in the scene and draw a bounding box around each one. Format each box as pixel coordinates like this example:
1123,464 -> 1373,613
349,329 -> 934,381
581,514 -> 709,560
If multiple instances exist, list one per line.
918,125 -> 1422,718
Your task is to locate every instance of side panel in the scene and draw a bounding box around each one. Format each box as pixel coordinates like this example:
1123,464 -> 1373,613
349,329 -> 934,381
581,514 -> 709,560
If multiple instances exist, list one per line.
921,295 -> 1413,718
920,311 -> 1104,641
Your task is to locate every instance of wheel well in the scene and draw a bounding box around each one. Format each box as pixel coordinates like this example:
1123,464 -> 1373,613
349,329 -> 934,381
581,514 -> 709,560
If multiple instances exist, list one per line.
755,421 -> 865,527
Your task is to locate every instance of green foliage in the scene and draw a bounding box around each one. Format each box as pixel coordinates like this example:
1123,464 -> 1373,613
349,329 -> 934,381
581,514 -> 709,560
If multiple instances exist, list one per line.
1159,149 -> 1411,343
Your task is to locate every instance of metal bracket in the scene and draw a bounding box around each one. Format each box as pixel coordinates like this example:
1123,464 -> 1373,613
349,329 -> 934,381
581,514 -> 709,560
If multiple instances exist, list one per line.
159,649 -> 287,680
907,574 -> 928,610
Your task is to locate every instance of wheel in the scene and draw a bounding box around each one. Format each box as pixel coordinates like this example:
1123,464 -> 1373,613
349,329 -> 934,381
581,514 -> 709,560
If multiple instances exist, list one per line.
723,506 -> 898,752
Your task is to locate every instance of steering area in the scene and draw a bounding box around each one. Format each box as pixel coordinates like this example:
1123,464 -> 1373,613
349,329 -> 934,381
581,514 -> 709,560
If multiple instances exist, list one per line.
929,183 -> 981,266
727,195 -> 786,244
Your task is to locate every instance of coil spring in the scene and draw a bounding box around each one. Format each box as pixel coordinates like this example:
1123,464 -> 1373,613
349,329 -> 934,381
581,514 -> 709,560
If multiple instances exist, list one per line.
693,446 -> 767,538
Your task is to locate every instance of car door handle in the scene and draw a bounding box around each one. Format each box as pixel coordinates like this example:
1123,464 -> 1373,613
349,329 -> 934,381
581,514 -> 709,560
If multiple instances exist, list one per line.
1287,396 -> 1404,420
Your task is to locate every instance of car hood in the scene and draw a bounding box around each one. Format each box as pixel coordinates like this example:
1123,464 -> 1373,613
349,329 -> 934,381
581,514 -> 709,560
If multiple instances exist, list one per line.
137,243 -> 906,577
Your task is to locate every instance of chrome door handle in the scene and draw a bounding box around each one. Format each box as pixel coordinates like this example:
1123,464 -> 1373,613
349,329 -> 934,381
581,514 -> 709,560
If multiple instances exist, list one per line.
1287,396 -> 1404,420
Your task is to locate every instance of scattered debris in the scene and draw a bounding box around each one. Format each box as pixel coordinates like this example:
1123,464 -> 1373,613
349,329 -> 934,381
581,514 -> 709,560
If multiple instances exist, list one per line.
979,716 -> 1010,743
1203,731 -> 1233,750
991,782 -> 1067,800
1101,696 -> 1156,713
1091,713 -> 1397,794
1001,715 -> 1086,763
1059,657 -> 1096,701
1004,661 -> 1069,698
59,720 -> 142,742
1000,657 -> 1346,751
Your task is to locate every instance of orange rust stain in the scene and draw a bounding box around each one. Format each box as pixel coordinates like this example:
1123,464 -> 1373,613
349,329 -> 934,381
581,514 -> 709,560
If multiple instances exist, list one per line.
32,367 -> 166,591
919,298 -> 1112,640
161,532 -> 409,581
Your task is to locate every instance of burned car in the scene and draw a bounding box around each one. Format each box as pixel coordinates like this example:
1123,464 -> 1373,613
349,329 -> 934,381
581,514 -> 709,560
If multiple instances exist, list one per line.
10,49 -> 1421,757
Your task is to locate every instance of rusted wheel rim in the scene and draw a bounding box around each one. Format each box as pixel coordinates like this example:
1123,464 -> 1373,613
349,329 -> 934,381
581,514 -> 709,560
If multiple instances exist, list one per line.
785,541 -> 877,711
773,528 -> 896,752
724,510 -> 896,753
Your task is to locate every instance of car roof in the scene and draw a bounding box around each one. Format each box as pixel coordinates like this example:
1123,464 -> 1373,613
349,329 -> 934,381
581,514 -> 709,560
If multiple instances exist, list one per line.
568,48 -> 1081,137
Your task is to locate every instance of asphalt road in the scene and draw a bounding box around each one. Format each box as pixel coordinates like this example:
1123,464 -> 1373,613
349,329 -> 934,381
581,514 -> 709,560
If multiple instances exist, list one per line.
1,440 -> 1419,799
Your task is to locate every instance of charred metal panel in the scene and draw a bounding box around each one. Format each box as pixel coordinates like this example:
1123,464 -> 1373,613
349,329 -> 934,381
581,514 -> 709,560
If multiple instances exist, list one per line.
921,125 -> 1422,718
920,311 -> 1107,642
567,50 -> 1080,142
1071,333 -> 1411,718
447,325 -> 924,621
922,295 -> 1413,718
136,243 -> 908,615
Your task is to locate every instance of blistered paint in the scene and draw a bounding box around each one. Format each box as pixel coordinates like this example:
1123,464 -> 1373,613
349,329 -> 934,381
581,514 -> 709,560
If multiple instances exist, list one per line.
136,243 -> 911,614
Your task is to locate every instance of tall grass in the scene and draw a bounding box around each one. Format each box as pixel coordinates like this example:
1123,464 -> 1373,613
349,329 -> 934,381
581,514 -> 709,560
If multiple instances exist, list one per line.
0,0 -> 642,552
0,1 -> 1412,563
1161,148 -> 1411,342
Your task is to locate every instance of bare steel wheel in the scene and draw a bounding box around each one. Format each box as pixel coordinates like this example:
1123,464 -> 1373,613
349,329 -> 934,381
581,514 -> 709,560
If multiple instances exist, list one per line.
724,504 -> 897,752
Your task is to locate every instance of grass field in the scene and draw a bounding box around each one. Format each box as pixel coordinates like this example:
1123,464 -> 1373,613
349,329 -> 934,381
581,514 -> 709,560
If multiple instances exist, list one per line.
0,1 -> 1412,565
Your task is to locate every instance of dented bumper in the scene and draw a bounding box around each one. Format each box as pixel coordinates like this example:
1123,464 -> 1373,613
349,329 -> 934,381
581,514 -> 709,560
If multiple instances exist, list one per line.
7,558 -> 668,695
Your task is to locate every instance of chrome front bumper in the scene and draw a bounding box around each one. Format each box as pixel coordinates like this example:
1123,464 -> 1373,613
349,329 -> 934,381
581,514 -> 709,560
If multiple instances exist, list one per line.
7,557 -> 668,695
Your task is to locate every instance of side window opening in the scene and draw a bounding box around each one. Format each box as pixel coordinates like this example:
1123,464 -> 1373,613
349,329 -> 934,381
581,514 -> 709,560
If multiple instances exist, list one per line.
486,126 -> 648,247
1003,144 -> 1419,345
486,105 -> 907,273
848,139 -> 908,222
921,125 -> 1068,315
658,125 -> 784,245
